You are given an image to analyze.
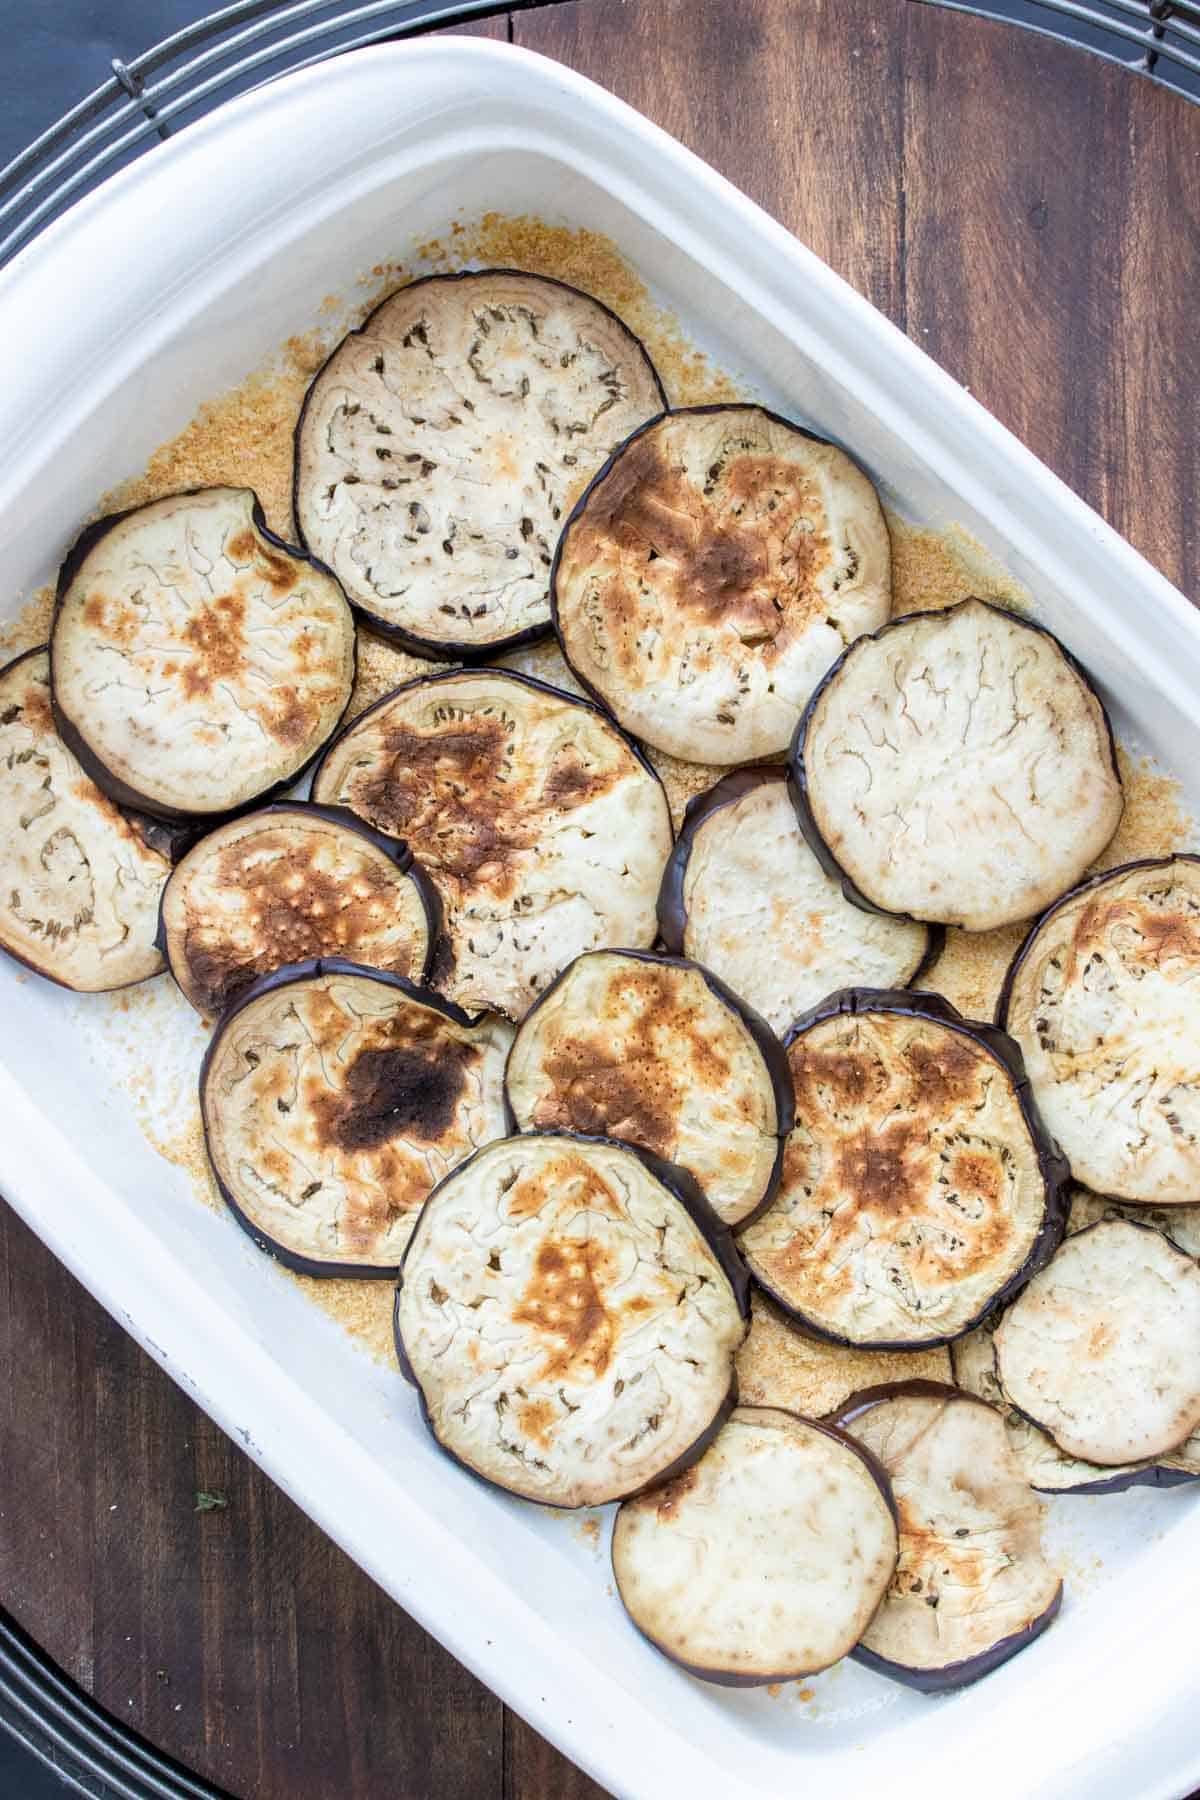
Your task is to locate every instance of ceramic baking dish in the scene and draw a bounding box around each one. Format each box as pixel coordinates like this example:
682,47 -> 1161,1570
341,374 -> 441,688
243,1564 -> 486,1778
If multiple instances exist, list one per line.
0,37 -> 1197,1800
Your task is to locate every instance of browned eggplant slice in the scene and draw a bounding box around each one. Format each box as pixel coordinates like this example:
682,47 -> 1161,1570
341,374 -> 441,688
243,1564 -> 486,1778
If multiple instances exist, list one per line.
200,959 -> 511,1275
394,1133 -> 749,1508
994,1218 -> 1200,1465
0,647 -> 169,991
50,488 -> 355,821
834,1382 -> 1062,1690
738,989 -> 1068,1349
790,600 -> 1123,931
612,1405 -> 898,1686
312,669 -> 672,1019
158,802 -> 438,1017
737,1290 -> 952,1418
657,769 -> 937,1033
503,949 -> 792,1229
293,269 -> 665,658
552,404 -> 891,763
999,857 -> 1200,1204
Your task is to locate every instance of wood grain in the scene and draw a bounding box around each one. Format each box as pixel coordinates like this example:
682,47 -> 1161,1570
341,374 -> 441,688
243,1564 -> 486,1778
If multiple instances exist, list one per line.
3,4 -> 1198,1798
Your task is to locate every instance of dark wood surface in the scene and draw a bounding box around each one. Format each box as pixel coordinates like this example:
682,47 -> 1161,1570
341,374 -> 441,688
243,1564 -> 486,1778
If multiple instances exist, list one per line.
3,3 -> 1198,1797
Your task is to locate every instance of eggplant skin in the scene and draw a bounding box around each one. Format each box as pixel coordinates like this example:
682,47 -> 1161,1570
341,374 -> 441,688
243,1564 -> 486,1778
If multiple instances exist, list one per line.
50,488 -> 356,822
788,599 -> 1123,932
738,988 -> 1070,1351
998,855 -> 1200,1206
851,1592 -> 1063,1695
503,947 -> 793,1231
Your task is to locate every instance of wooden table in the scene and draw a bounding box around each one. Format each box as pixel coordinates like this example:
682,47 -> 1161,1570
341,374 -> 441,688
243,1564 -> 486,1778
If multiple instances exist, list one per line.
2,3 -> 1198,1795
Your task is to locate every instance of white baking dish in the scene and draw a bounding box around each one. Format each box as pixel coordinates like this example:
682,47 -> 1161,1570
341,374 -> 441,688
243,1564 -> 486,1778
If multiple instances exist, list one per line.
1,38 -> 1198,1800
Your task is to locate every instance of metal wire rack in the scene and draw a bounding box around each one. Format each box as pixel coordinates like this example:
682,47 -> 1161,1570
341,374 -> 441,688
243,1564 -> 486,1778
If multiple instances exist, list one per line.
0,0 -> 1198,273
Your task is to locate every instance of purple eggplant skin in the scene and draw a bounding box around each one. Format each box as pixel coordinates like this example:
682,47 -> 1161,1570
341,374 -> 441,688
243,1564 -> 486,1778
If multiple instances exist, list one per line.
49,490 -> 357,824
500,947 -> 794,1232
154,799 -> 443,987
787,598 -> 1122,926
746,989 -> 1071,1353
655,763 -> 946,979
198,954 -> 481,1279
292,268 -> 667,664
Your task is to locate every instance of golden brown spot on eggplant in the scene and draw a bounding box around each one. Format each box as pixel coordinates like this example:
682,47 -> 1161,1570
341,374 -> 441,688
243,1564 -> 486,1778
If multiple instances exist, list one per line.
652,1461 -> 701,1521
517,1398 -> 558,1449
264,684 -> 317,748
80,592 -> 140,648
513,1236 -> 616,1381
20,682 -> 55,736
227,527 -> 300,595
894,1495 -> 985,1598
790,1044 -> 885,1116
836,1119 -> 929,1214
904,1036 -> 981,1108
951,1149 -> 1002,1208
178,591 -> 247,700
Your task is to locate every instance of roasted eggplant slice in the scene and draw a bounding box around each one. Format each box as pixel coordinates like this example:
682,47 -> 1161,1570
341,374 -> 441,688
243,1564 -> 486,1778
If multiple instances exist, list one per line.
994,1219 -> 1200,1465
612,1405 -> 898,1686
737,1291 -> 952,1417
657,769 -> 937,1033
293,269 -> 665,658
159,802 -> 438,1017
790,600 -> 1123,931
738,989 -> 1068,1349
395,1133 -> 749,1507
999,857 -> 1200,1204
0,647 -> 169,990
312,669 -> 672,1019
1067,1182 -> 1200,1258
50,487 -> 355,821
503,949 -> 792,1229
552,404 -> 891,763
834,1382 -> 1062,1690
200,959 -> 510,1275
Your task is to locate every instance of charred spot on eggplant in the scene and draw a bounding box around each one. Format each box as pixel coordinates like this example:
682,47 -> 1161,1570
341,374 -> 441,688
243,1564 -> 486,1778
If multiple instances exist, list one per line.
293,269 -> 665,659
552,405 -> 891,764
1000,856 -> 1200,1205
790,599 -> 1123,931
0,647 -> 169,991
738,989 -> 1068,1349
833,1381 -> 1062,1690
312,669 -> 672,1020
738,1290 -> 952,1418
200,959 -> 511,1276
159,803 -> 438,1016
395,1133 -> 748,1508
994,1218 -> 1200,1465
504,949 -> 792,1229
657,768 -> 936,1034
612,1405 -> 898,1686
50,488 -> 355,822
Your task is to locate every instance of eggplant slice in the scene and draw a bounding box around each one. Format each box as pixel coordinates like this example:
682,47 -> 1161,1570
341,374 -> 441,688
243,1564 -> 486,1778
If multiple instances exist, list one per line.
395,1133 -> 749,1508
738,990 -> 1068,1349
312,669 -> 672,1019
612,1405 -> 898,1685
50,488 -> 355,821
552,404 -> 891,764
737,1290 -> 952,1418
159,803 -> 438,1017
994,1218 -> 1200,1465
999,857 -> 1200,1205
200,960 -> 511,1275
791,600 -> 1123,931
293,270 -> 665,658
0,647 -> 169,990
1067,1182 -> 1200,1259
834,1382 -> 1062,1690
657,769 -> 935,1034
504,950 -> 792,1229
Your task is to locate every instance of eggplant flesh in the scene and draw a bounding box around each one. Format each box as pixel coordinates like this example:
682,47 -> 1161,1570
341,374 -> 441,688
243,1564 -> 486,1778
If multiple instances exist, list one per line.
835,1383 -> 1062,1689
293,270 -> 665,657
994,1219 -> 1200,1465
200,960 -> 511,1275
50,487 -> 355,820
658,770 -> 933,1035
552,404 -> 891,764
394,1134 -> 748,1508
739,991 -> 1063,1348
612,1405 -> 898,1685
504,949 -> 790,1229
737,1291 -> 952,1419
0,647 -> 168,991
1067,1182 -> 1200,1259
792,599 -> 1123,931
313,669 -> 672,1020
159,803 -> 437,1017
1000,856 -> 1200,1205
